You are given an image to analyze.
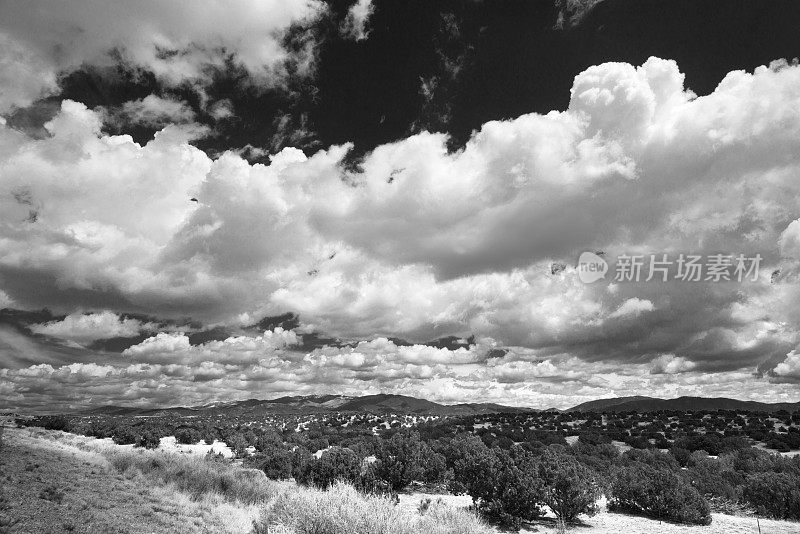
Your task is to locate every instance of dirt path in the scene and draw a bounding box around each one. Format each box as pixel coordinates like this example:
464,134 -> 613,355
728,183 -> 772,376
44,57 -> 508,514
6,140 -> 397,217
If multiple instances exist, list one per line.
0,427 -> 257,534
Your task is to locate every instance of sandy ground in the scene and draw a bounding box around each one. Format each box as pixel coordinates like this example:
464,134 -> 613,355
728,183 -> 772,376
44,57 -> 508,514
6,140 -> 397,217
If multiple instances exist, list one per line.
157,435 -> 235,458
83,435 -> 237,458
0,427 -> 258,534
519,512 -> 798,534
399,491 -> 800,534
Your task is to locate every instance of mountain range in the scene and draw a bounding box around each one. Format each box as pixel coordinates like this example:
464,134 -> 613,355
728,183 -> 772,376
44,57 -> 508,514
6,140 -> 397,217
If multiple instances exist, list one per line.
80,394 -> 531,417
77,394 -> 800,417
567,396 -> 800,413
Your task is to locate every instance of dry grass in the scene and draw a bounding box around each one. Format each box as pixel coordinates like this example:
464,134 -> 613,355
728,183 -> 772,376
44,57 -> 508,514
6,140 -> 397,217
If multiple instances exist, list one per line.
3,427 -> 262,533
12,428 -> 493,534
254,481 -> 491,534
104,447 -> 280,504
20,427 -> 796,534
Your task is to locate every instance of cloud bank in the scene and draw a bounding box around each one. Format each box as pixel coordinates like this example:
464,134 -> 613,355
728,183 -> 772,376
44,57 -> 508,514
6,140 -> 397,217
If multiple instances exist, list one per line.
3,56 -> 800,408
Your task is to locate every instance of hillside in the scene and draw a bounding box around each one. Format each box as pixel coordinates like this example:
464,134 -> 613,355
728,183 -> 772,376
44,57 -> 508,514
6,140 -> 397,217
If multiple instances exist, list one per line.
569,396 -> 800,413
80,393 -> 528,417
0,427 -> 260,533
7,427 -> 800,534
75,394 -> 800,418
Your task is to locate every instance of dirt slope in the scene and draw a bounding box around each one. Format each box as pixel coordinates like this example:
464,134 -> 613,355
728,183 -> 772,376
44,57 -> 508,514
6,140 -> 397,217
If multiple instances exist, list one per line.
0,427 -> 257,534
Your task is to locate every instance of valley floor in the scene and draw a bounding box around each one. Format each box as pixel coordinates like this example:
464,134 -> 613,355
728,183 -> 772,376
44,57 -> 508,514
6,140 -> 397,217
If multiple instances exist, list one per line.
2,426 -> 799,534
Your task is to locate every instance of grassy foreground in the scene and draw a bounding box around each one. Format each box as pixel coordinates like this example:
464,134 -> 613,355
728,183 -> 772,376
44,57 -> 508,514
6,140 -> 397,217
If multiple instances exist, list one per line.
2,427 -> 491,534
6,427 -> 800,534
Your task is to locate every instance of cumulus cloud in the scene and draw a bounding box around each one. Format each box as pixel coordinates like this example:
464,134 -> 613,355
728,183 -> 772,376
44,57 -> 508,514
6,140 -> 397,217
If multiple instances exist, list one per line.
0,0 -> 325,113
773,350 -> 800,380
5,57 -> 800,407
123,328 -> 299,365
30,311 -> 154,344
650,354 -> 697,374
3,330 -> 799,412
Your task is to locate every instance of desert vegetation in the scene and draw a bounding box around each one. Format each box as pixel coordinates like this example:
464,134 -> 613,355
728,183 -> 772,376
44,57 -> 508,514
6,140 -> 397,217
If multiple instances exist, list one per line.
15,405 -> 800,530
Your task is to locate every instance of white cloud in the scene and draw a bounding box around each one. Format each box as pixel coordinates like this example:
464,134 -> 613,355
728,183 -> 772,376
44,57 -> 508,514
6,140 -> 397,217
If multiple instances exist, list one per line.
3,331 -> 799,411
650,354 -> 697,374
30,311 -> 153,343
4,57 -> 800,408
341,0 -> 375,41
0,33 -> 58,113
609,298 -> 654,318
122,328 -> 298,365
779,219 -> 800,259
0,289 -> 14,308
773,350 -> 800,380
117,96 -> 197,127
0,0 -> 325,112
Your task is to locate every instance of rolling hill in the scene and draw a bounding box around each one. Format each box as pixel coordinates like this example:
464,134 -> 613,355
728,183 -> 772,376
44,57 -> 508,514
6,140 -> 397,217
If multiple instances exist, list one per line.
80,393 -> 529,417
77,394 -> 800,417
568,396 -> 800,413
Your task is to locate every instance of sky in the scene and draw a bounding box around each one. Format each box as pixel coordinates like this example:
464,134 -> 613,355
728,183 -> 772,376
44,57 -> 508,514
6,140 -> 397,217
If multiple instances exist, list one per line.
2,0 -> 800,412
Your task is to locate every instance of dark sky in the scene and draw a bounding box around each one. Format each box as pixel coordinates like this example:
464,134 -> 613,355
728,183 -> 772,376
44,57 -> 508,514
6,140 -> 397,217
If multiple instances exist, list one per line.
16,0 -> 800,159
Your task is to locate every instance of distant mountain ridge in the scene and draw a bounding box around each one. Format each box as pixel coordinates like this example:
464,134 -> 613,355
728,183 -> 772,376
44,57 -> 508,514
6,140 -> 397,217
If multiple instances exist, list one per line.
78,394 -> 800,417
568,396 -> 800,413
80,393 -> 531,417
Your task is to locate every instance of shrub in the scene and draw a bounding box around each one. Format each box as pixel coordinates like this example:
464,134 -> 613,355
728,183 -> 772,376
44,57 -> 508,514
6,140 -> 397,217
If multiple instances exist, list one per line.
375,432 -> 446,490
40,416 -> 71,432
136,430 -> 161,449
538,450 -> 599,523
686,455 -> 739,502
111,425 -> 140,445
448,436 -> 543,529
578,432 -> 611,446
670,446 -> 691,467
175,427 -> 202,445
742,472 -> 800,519
295,446 -> 362,489
610,463 -> 712,525
251,446 -> 293,480
225,432 -> 250,456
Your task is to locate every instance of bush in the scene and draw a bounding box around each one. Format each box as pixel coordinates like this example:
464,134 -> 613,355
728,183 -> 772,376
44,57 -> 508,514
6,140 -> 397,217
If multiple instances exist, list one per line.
174,427 -> 202,445
251,446 -> 293,480
375,432 -> 446,490
39,416 -> 71,432
610,463 -> 712,525
538,450 -> 599,524
670,446 -> 691,467
686,455 -> 739,502
742,472 -> 800,519
295,446 -> 362,489
111,425 -> 140,445
136,430 -> 161,449
448,436 -> 543,529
